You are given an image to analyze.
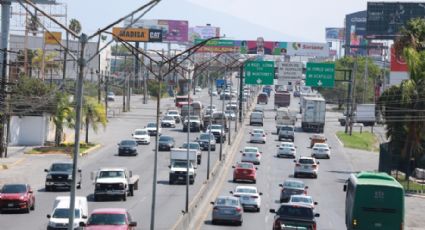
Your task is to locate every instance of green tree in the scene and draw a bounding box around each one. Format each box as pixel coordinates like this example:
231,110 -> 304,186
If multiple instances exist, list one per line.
31,48 -> 60,79
82,96 -> 107,144
69,18 -> 82,35
147,80 -> 167,98
52,92 -> 75,146
380,18 -> 425,172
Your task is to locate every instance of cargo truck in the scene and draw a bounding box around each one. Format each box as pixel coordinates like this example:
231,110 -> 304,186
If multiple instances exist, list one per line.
274,92 -> 291,109
169,148 -> 197,184
338,104 -> 376,126
301,97 -> 326,133
275,107 -> 297,133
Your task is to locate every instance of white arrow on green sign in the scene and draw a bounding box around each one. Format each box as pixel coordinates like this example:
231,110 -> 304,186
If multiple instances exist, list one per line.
305,62 -> 335,88
244,61 -> 274,85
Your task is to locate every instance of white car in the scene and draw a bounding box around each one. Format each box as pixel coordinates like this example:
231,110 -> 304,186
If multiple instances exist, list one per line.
294,157 -> 319,178
166,110 -> 181,123
132,129 -> 150,144
231,185 -> 262,212
241,147 -> 262,165
206,105 -> 217,112
276,142 -> 296,158
145,122 -> 162,136
289,195 -> 317,209
195,87 -> 202,92
249,129 -> 267,144
161,116 -> 176,128
224,110 -> 236,121
311,143 -> 331,159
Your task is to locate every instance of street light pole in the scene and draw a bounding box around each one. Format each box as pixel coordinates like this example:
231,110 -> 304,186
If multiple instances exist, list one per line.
207,69 -> 212,180
185,67 -> 192,213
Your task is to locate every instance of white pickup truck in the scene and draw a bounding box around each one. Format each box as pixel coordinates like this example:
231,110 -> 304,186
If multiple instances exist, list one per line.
169,148 -> 197,185
92,168 -> 139,201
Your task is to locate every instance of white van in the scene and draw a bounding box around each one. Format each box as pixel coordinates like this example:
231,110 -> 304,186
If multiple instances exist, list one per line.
250,112 -> 264,126
47,196 -> 88,230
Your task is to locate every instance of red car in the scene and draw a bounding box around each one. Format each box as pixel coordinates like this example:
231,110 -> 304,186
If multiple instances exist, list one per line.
0,183 -> 35,213
232,162 -> 257,183
80,208 -> 137,230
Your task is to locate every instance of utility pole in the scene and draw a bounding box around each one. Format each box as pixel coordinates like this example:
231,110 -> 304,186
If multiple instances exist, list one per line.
185,66 -> 192,213
127,73 -> 131,112
104,71 -> 109,116
122,75 -> 126,112
239,64 -> 244,123
143,42 -> 148,104
349,60 -> 357,136
228,74 -> 232,145
68,33 -> 87,230
207,70 -> 212,180
134,42 -> 140,88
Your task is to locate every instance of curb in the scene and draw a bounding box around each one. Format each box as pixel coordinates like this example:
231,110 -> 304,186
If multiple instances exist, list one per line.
80,144 -> 102,157
0,157 -> 27,171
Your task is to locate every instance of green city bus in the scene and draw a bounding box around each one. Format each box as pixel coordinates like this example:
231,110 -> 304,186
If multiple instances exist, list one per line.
343,171 -> 405,230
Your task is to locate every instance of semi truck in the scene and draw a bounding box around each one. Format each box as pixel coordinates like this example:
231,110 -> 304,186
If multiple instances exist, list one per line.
169,148 -> 197,184
338,104 -> 376,126
274,91 -> 291,109
275,107 -> 297,133
301,97 -> 326,133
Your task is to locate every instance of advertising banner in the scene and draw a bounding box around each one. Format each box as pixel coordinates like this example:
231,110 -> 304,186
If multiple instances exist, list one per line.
278,62 -> 303,84
189,26 -> 220,41
44,31 -> 62,45
112,27 -> 163,42
239,39 -> 288,55
390,46 -> 408,72
325,28 -> 344,40
124,19 -> 188,42
367,2 -> 425,39
344,11 -> 367,56
287,42 -> 330,57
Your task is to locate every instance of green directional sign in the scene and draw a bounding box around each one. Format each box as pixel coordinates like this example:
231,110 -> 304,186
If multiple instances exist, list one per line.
244,61 -> 274,85
305,62 -> 335,88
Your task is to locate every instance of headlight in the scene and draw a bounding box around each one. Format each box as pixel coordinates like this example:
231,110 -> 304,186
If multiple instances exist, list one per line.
19,195 -> 25,200
68,175 -> 73,180
118,183 -> 125,189
95,183 -> 101,188
46,175 -> 52,179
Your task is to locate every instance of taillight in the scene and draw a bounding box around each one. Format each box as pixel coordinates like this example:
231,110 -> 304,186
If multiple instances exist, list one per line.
313,222 -> 317,230
262,134 -> 265,137
296,163 -> 301,167
213,207 -> 218,211
274,220 -> 281,229
304,190 -> 307,195
256,153 -> 260,157
234,195 -> 240,197
250,195 -> 258,199
235,207 -> 242,212
312,164 -> 317,169
401,222 -> 404,230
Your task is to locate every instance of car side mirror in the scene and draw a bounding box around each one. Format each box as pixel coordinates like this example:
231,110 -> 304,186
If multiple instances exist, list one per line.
129,171 -> 133,177
131,133 -> 134,136
78,169 -> 82,173
129,222 -> 137,227
232,166 -> 235,168
210,201 -> 215,205
314,213 -> 320,217
28,190 -> 33,193
82,215 -> 88,219
79,222 -> 86,227
293,160 -> 297,163
168,165 -> 171,168
343,184 -> 347,192
90,171 -> 95,181
305,186 -> 309,189
259,192 -> 263,195
240,150 -> 243,153
279,184 -> 283,187
314,202 -> 318,205
269,209 -> 276,213
255,167 -> 258,170
229,191 -> 233,194
317,162 -> 320,165
47,214 -> 51,219
44,169 -> 49,172
276,145 -> 279,147
329,146 -> 332,149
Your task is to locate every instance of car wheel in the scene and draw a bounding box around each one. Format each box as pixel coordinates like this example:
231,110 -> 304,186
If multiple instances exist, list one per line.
237,220 -> 243,226
24,203 -> 30,213
294,173 -> 298,178
314,174 -> 318,179
233,178 -> 237,183
252,179 -> 256,184
45,186 -> 51,192
30,201 -> 35,211
122,194 -> 127,201
94,195 -> 99,201
263,141 -> 266,144
212,219 -> 217,225
257,207 -> 260,212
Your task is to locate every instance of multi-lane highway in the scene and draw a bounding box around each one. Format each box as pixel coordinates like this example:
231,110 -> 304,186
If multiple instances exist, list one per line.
0,79 -> 253,230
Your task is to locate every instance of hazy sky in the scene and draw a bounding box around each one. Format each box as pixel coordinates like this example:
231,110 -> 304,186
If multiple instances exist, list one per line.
59,0 -> 424,42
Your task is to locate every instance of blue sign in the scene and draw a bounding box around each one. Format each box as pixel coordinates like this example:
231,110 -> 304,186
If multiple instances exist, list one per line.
216,79 -> 225,88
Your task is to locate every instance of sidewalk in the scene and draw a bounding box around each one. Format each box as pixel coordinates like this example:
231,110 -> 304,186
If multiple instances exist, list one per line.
0,146 -> 31,170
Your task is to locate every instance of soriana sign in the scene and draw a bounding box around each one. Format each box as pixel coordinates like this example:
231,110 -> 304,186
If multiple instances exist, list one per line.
44,32 -> 62,45
287,42 -> 330,57
390,46 -> 408,72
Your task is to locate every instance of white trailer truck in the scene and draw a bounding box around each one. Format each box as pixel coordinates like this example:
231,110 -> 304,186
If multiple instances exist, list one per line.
301,97 -> 326,133
169,148 -> 197,184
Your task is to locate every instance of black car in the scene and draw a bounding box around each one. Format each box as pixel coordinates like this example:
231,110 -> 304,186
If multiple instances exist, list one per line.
44,163 -> 81,191
279,179 -> 308,202
158,135 -> 175,151
195,133 -> 216,151
118,140 -> 138,156
269,203 -> 319,230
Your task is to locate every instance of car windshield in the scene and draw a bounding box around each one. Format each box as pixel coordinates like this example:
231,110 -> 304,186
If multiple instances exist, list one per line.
168,111 -> 178,115
173,161 -> 192,168
163,116 -> 173,120
291,196 -> 313,204
252,129 -> 263,134
99,171 -> 125,178
189,116 -> 199,120
314,144 -> 328,148
159,136 -> 172,141
52,208 -> 81,219
299,159 -> 315,164
200,134 -> 213,140
51,163 -> 72,172
244,148 -> 258,153
237,163 -> 254,169
277,205 -> 314,219
1,184 -> 26,193
121,140 -> 136,146
284,181 -> 305,189
280,126 -> 294,131
281,143 -> 293,147
134,130 -> 147,135
147,123 -> 156,128
182,143 -> 200,149
210,125 -> 222,130
88,213 -> 126,225
236,188 -> 256,194
107,92 -> 114,96
216,198 -> 239,206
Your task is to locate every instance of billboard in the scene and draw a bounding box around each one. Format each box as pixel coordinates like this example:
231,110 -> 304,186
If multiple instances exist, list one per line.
112,27 -> 163,42
345,11 -> 367,56
124,19 -> 188,42
367,2 -> 425,39
287,42 -> 330,57
325,28 -> 344,40
390,46 -> 408,72
239,39 -> 288,55
189,26 -> 220,41
44,31 -> 61,45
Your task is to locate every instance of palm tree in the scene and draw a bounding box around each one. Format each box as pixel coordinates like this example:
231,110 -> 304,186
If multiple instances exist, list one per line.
83,96 -> 107,144
69,19 -> 82,35
53,92 -> 75,146
31,49 -> 59,79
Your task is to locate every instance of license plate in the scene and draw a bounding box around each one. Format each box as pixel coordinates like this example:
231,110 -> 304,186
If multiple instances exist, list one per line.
106,191 -> 115,194
8,203 -> 14,207
303,166 -> 309,169
223,210 -> 233,214
178,176 -> 184,180
243,196 -> 249,200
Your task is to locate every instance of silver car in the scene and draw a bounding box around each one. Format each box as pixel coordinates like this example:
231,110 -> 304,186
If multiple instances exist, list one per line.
211,196 -> 243,226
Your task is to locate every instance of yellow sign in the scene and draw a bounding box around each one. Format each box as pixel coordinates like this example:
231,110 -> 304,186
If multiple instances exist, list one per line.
112,27 -> 149,42
44,32 -> 62,45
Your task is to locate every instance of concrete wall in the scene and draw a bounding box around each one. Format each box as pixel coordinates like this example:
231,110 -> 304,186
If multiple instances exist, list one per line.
9,115 -> 50,146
